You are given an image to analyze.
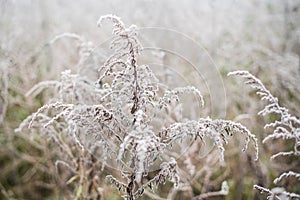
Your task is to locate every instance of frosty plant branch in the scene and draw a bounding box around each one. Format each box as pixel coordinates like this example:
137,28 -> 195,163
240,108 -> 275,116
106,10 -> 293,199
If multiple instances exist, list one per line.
16,15 -> 259,199
97,15 -> 141,117
228,70 -> 300,199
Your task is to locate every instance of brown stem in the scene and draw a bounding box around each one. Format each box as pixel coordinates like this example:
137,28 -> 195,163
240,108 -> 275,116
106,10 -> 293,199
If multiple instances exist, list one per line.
129,43 -> 140,119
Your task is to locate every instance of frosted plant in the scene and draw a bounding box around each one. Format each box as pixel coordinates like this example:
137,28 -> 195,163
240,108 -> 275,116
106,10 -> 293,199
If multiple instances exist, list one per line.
16,15 -> 258,199
191,180 -> 229,200
15,34 -> 106,199
228,70 -> 300,200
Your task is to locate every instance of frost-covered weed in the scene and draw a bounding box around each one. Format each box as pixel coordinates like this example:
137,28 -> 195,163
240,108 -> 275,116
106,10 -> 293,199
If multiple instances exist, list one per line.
16,15 -> 258,199
229,70 -> 300,200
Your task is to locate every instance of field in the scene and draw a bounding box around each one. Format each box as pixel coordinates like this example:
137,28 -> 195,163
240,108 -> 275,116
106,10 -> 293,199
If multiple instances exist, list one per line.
1,1 -> 300,199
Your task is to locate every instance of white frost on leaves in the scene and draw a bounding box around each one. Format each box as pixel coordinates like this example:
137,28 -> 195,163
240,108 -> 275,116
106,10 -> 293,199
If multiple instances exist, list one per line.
230,70 -> 300,199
